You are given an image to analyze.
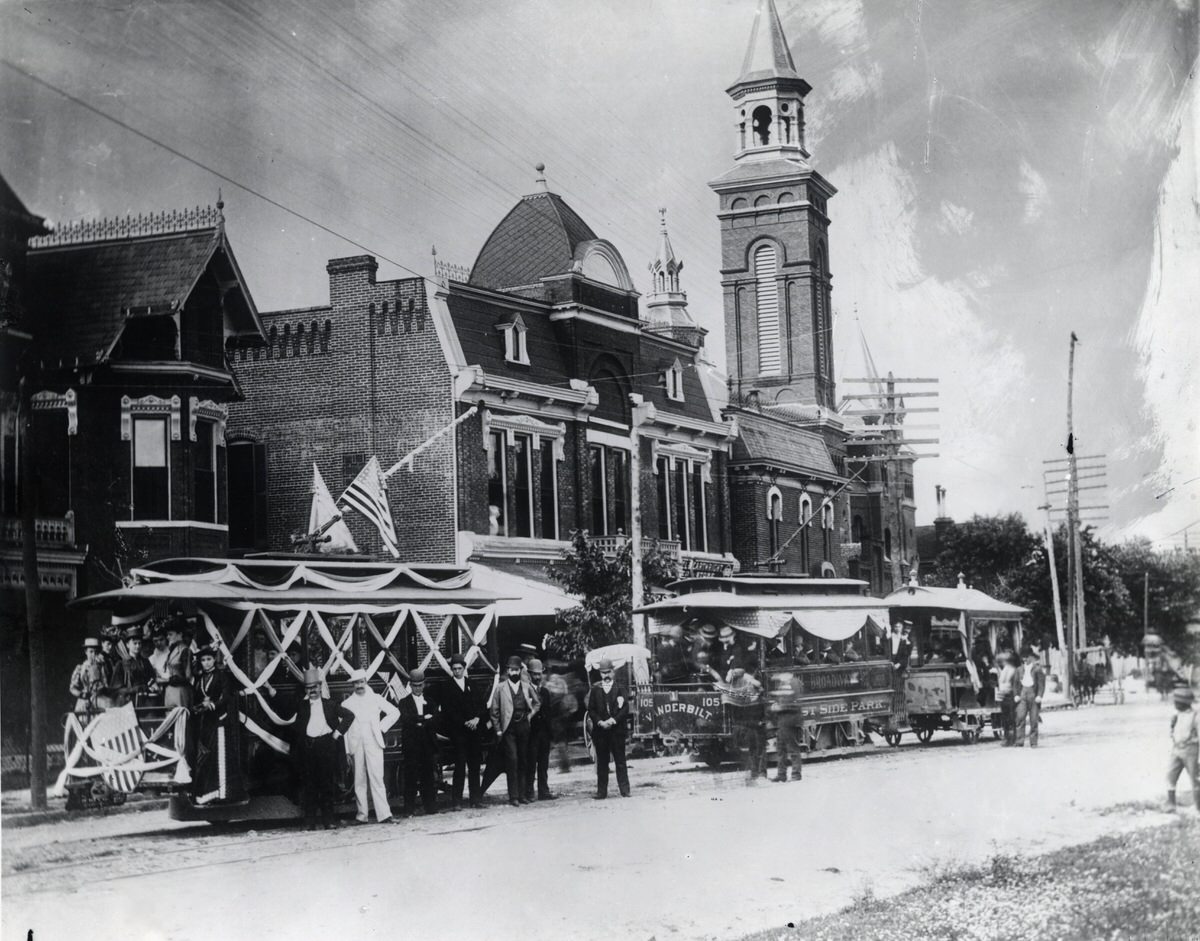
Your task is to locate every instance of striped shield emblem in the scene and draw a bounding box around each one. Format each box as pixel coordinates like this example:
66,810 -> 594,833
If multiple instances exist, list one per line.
90,703 -> 148,793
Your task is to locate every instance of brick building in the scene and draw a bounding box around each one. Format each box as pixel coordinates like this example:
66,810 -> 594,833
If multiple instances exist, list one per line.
713,0 -> 917,592
227,175 -> 738,645
1,186 -> 263,738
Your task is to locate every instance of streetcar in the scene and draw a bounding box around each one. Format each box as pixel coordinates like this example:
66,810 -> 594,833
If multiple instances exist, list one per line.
633,575 -> 895,764
880,576 -> 1030,745
61,555 -> 506,820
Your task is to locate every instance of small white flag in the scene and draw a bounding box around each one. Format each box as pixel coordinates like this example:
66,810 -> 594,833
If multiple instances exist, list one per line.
308,464 -> 358,553
338,456 -> 399,558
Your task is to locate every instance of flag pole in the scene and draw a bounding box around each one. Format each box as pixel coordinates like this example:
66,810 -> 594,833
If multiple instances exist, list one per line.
383,406 -> 478,479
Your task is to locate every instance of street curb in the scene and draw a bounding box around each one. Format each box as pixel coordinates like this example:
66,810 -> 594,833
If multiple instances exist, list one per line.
1,796 -> 169,830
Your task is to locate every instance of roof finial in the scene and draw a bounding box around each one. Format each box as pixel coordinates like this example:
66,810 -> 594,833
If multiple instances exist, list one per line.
216,188 -> 225,233
658,206 -> 667,230
431,244 -> 438,258
535,162 -> 548,191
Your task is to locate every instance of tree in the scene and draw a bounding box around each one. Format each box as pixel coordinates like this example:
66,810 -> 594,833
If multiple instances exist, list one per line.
543,531 -> 678,661
1109,540 -> 1200,660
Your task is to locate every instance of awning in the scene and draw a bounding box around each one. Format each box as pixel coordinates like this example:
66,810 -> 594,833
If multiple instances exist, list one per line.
777,609 -> 889,642
468,562 -> 577,619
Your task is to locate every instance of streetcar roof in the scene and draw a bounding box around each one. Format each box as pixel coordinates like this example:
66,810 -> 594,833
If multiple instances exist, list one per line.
882,584 -> 1028,619
664,575 -> 873,595
70,556 -> 512,608
636,591 -> 889,613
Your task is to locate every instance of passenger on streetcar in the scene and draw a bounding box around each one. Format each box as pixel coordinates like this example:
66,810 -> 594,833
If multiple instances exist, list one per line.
163,617 -> 194,709
691,650 -> 716,688
68,638 -> 106,714
97,633 -> 118,688
716,626 -> 749,680
821,644 -> 842,665
766,635 -> 791,667
694,622 -> 720,664
793,644 -> 815,667
112,626 -> 155,706
890,622 -> 914,671
148,623 -> 171,700
655,625 -> 691,684
843,641 -> 863,663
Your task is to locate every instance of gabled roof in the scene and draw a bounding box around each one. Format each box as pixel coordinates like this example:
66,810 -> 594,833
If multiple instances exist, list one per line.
27,223 -> 261,365
0,174 -> 48,238
469,191 -> 598,291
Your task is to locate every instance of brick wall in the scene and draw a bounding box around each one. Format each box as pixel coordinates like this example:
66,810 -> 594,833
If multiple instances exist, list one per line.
228,258 -> 457,563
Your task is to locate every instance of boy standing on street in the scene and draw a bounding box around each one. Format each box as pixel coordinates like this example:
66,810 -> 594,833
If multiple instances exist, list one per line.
1166,686 -> 1199,813
1013,649 -> 1045,748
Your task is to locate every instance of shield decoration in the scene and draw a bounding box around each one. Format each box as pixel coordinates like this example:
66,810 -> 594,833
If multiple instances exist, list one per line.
90,704 -> 148,793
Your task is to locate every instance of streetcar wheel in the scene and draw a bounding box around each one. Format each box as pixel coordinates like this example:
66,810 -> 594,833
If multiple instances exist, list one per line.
915,728 -> 934,745
992,729 -> 1002,740
698,742 -> 725,768
884,732 -> 902,747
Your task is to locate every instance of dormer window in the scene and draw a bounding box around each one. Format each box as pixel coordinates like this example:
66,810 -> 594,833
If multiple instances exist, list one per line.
497,313 -> 529,365
665,359 -> 685,402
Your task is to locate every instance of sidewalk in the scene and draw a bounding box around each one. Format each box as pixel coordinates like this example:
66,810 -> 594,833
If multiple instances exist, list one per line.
1,786 -> 168,830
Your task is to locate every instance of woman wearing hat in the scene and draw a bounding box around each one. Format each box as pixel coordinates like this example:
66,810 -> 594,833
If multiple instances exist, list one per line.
68,638 -> 105,714
189,646 -> 245,804
163,617 -> 194,710
1166,686 -> 1199,813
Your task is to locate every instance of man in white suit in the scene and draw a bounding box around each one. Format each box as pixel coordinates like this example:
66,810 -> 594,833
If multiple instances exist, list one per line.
342,668 -> 401,824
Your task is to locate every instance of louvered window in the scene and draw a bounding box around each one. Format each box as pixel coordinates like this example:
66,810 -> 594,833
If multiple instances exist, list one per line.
754,245 -> 781,375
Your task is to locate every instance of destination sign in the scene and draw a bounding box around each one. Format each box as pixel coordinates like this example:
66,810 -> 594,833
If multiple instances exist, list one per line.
796,690 -> 894,723
636,690 -> 725,736
767,662 -> 893,697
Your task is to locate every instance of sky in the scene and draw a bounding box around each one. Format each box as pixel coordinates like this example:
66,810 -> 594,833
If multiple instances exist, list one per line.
2,0 -> 1197,541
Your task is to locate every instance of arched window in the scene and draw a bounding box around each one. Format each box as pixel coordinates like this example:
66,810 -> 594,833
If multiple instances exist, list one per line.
767,487 -> 783,557
799,493 -> 812,572
753,244 -> 781,376
822,500 -> 834,561
884,527 -> 893,561
752,105 -> 772,146
852,515 -> 865,542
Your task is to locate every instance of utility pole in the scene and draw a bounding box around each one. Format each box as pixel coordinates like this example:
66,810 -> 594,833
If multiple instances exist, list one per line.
629,397 -> 656,650
18,378 -> 48,809
1063,332 -> 1081,699
1040,505 -> 1066,656
1143,570 -> 1149,638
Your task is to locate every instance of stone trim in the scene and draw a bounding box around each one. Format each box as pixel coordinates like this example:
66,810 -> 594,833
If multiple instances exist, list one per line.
31,388 -> 78,435
121,394 -> 182,441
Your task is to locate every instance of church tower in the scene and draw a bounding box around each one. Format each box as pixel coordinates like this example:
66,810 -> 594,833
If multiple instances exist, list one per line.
710,0 -> 837,410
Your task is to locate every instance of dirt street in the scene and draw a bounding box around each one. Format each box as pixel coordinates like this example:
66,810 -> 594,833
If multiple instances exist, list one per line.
1,701 -> 1183,941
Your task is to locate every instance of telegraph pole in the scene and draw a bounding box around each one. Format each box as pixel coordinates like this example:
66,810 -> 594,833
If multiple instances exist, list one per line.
1063,332 -> 1081,698
630,397 -> 656,650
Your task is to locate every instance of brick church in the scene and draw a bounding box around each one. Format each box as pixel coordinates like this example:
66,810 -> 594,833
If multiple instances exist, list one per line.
225,0 -> 917,609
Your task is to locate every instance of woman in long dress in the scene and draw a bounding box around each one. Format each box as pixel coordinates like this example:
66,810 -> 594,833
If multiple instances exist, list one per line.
189,647 -> 245,804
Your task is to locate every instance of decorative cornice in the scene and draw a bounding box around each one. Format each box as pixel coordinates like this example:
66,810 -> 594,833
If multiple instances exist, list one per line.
481,408 -> 567,460
30,205 -> 223,249
121,394 -> 182,441
189,397 -> 228,443
31,388 -> 78,435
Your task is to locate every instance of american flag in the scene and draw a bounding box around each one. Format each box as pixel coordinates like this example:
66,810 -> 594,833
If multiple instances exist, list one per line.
90,704 -> 147,793
338,455 -> 399,557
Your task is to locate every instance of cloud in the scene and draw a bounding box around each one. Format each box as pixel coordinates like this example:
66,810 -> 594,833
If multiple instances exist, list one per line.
1017,159 -> 1048,222
937,200 -> 974,235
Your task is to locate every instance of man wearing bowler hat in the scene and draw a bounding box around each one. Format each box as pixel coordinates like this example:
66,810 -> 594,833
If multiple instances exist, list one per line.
524,659 -> 557,802
398,668 -> 441,816
342,668 -> 401,824
434,653 -> 488,809
292,668 -> 355,829
489,655 -> 539,807
587,657 -> 630,799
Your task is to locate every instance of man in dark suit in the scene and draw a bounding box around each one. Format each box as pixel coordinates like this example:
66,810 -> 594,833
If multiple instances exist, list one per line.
398,669 -> 441,816
524,659 -> 556,802
292,668 -> 355,830
587,657 -> 630,799
435,653 -> 488,809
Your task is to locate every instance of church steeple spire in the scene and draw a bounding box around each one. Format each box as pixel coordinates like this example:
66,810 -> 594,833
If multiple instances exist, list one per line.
727,0 -> 811,160
735,0 -> 802,86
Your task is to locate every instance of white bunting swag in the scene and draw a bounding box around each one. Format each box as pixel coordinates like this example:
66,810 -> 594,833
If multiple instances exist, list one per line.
55,706 -> 191,796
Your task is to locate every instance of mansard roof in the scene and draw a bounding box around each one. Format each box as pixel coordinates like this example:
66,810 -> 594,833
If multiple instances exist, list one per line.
469,191 -> 600,292
732,409 -> 839,477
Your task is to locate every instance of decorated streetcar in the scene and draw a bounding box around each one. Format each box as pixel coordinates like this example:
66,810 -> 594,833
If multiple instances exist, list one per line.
880,577 -> 1030,745
634,575 -> 895,764
61,555 -> 505,820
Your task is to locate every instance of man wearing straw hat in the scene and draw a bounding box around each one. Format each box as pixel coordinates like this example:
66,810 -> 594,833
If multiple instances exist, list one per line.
292,667 -> 356,830
342,668 -> 401,824
586,657 -> 630,799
